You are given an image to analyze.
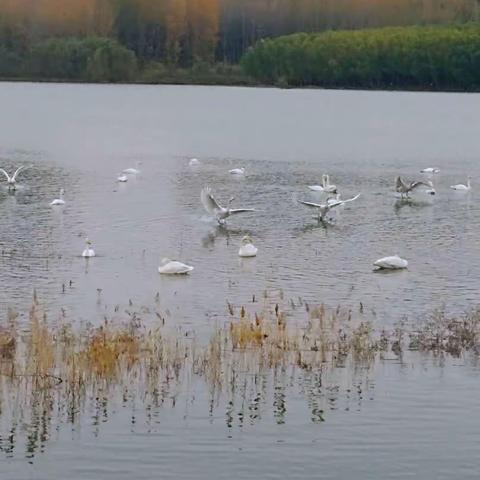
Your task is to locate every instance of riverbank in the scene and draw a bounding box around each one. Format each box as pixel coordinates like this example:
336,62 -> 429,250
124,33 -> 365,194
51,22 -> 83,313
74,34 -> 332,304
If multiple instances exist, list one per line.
3,70 -> 480,93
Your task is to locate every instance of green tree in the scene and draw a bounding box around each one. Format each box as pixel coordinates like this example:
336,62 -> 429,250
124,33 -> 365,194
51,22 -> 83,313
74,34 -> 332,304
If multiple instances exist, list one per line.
87,39 -> 137,81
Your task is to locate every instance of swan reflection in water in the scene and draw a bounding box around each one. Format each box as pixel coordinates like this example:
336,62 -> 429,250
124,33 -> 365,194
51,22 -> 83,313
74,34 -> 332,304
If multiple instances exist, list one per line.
201,224 -> 255,249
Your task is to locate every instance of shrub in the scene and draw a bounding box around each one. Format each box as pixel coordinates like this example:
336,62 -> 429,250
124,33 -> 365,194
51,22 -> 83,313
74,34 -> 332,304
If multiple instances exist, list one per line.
241,24 -> 480,90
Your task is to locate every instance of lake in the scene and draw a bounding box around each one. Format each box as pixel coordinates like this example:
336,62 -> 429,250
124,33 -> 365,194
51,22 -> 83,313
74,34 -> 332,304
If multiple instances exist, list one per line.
0,82 -> 479,479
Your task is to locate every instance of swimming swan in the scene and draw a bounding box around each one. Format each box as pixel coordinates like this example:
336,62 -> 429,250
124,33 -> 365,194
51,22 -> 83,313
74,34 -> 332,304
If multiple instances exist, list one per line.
158,258 -> 194,274
420,168 -> 440,174
450,177 -> 471,191
189,158 -> 201,166
238,235 -> 258,257
229,167 -> 245,175
82,238 -> 95,258
50,189 -> 65,206
374,255 -> 408,270
201,187 -> 255,225
308,174 -> 337,193
123,162 -> 142,175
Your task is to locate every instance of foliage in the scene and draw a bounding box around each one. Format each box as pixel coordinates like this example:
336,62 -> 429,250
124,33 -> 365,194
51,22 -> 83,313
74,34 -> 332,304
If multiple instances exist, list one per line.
86,39 -> 137,81
1,36 -> 136,81
241,24 -> 480,90
2,0 -> 480,68
2,1 -> 480,85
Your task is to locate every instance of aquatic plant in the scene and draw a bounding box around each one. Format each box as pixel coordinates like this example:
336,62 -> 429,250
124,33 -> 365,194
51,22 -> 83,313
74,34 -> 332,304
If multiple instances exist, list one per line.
1,294 -> 480,459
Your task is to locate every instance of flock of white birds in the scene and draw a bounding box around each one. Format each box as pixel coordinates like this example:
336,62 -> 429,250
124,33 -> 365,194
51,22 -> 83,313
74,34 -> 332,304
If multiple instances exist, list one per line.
0,160 -> 472,275
192,160 -> 472,273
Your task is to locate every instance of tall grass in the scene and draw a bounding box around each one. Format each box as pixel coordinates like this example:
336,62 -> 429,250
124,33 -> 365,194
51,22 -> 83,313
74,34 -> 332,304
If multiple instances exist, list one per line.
1,294 -> 479,457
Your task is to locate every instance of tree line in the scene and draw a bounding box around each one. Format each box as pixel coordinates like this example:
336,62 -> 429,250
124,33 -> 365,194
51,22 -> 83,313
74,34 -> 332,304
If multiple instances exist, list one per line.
2,1 -> 480,65
241,24 -> 480,90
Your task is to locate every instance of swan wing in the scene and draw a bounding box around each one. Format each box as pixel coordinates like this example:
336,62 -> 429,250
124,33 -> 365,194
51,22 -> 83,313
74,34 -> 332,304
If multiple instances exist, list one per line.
334,193 -> 361,207
299,200 -> 323,208
409,181 -> 431,191
395,176 -> 407,192
201,187 -> 223,214
229,208 -> 255,215
12,165 -> 26,181
0,169 -> 11,182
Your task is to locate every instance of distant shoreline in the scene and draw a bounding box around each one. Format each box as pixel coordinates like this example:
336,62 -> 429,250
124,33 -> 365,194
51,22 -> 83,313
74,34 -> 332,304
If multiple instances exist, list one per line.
1,76 -> 479,94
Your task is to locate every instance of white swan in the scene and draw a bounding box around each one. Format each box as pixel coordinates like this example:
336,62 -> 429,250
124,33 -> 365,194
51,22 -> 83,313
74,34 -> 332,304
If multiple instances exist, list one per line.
82,238 -> 95,258
450,177 -> 471,191
308,174 -> 337,193
158,258 -> 194,275
327,194 -> 342,206
420,168 -> 440,174
189,158 -> 201,166
395,176 -> 433,198
308,174 -> 327,193
299,193 -> 361,221
323,174 -> 337,193
374,255 -> 408,270
117,173 -> 128,182
50,188 -> 65,206
229,167 -> 245,175
238,235 -> 258,257
201,187 -> 255,224
0,166 -> 27,190
123,161 -> 142,175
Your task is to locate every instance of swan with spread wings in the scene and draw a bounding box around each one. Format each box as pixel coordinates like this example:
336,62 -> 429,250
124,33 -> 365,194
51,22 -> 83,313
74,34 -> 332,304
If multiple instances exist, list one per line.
201,187 -> 255,225
395,176 -> 433,198
0,166 -> 28,190
299,193 -> 361,222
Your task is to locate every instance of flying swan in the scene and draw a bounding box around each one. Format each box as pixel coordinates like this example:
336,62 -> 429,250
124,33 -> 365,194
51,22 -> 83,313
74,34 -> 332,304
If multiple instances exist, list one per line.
158,258 -> 194,274
395,176 -> 433,198
201,187 -> 255,224
0,166 -> 27,190
299,193 -> 361,221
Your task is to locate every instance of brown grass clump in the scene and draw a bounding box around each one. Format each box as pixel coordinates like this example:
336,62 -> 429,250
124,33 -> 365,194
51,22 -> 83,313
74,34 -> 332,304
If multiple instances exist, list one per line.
229,318 -> 266,348
409,307 -> 480,356
79,324 -> 141,378
26,304 -> 55,379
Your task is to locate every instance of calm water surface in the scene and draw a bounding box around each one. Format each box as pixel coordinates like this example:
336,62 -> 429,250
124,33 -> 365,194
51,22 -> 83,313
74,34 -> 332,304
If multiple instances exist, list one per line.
0,83 -> 480,478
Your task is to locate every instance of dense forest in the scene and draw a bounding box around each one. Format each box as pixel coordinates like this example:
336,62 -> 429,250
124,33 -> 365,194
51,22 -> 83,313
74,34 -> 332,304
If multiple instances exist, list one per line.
242,24 -> 480,89
1,0 -> 480,84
